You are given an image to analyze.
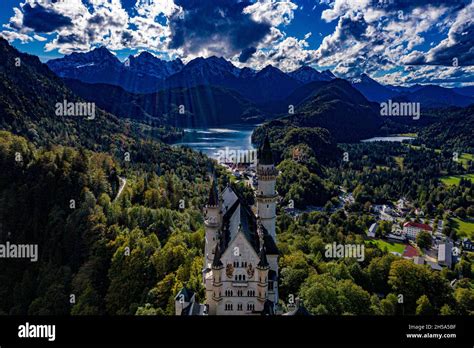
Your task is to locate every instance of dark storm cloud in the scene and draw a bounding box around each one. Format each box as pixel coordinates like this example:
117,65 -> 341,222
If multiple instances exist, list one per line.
338,14 -> 367,41
168,0 -> 271,57
420,28 -> 473,66
22,3 -> 73,33
239,46 -> 256,62
56,33 -> 86,45
121,31 -> 134,46
404,4 -> 474,66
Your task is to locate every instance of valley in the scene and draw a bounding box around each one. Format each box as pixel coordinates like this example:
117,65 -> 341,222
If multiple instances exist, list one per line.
0,36 -> 473,318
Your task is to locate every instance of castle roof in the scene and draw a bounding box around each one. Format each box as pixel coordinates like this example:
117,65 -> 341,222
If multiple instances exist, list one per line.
283,298 -> 311,316
258,135 -> 274,165
261,299 -> 275,315
403,221 -> 432,231
219,187 -> 279,256
212,240 -> 224,268
175,287 -> 194,302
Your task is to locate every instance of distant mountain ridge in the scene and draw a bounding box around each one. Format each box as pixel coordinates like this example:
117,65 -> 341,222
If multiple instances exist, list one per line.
350,73 -> 474,108
351,73 -> 398,102
392,85 -> 474,108
46,46 -> 474,109
0,37 -> 182,149
125,51 -> 184,79
64,78 -> 265,127
288,66 -> 335,83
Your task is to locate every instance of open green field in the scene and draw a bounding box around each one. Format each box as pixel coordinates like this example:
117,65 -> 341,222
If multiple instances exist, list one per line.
393,156 -> 404,170
406,144 -> 441,154
452,218 -> 474,239
368,239 -> 406,254
460,153 -> 474,167
395,133 -> 417,137
441,173 -> 474,186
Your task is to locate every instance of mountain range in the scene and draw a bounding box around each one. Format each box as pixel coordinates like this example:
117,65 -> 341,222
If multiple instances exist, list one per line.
0,38 -> 181,149
46,46 -> 474,110
64,78 -> 264,127
351,74 -> 474,107
2,37 -> 473,146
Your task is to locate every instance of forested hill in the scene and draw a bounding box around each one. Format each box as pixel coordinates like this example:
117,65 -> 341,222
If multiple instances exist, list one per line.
416,105 -> 474,153
64,78 -> 264,127
254,79 -> 383,144
0,38 -> 220,315
0,38 -> 182,148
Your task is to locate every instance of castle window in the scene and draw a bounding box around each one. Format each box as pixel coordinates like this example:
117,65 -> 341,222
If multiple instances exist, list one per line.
247,303 -> 255,311
247,290 -> 255,297
225,303 -> 233,311
267,204 -> 269,208
237,303 -> 243,311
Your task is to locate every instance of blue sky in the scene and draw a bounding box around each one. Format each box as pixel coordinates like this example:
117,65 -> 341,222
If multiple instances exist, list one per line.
1,0 -> 473,86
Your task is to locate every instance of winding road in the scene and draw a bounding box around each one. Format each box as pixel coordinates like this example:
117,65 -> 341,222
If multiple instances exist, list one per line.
114,176 -> 127,202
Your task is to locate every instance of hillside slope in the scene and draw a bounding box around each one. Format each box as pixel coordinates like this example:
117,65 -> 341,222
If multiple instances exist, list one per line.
258,79 -> 383,143
64,78 -> 264,127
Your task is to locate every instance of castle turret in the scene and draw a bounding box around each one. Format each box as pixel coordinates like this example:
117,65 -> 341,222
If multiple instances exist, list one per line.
175,288 -> 195,316
204,178 -> 221,267
208,241 -> 224,315
256,246 -> 270,304
256,136 -> 278,240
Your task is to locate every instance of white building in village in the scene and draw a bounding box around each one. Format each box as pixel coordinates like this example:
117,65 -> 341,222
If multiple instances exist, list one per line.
176,137 -> 280,315
403,221 -> 432,240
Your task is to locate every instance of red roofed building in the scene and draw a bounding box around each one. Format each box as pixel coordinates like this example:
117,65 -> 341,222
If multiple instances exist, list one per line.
403,221 -> 432,240
403,245 -> 420,258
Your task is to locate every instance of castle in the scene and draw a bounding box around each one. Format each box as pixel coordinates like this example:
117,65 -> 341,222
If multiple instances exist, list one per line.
175,137 -> 279,315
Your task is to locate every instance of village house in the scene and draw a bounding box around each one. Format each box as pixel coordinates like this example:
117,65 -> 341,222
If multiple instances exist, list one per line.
438,241 -> 454,268
402,221 -> 432,240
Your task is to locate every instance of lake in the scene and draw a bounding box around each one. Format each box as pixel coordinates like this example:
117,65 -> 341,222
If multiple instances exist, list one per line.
173,128 -> 416,157
361,136 -> 416,143
172,124 -> 257,159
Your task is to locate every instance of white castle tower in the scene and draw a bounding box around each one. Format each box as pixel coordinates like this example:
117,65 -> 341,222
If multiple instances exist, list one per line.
256,136 -> 278,241
204,179 -> 220,268
177,135 -> 279,316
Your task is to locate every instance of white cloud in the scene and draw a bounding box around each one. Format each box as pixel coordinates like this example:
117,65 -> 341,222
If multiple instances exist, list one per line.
244,0 -> 298,27
0,30 -> 33,43
312,0 -> 466,80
